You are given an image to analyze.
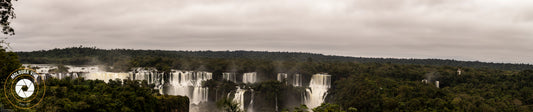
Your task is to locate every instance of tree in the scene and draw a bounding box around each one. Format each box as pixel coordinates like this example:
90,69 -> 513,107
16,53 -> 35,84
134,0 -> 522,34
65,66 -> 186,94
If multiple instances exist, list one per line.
0,45 -> 20,82
216,97 -> 242,112
293,105 -> 309,112
312,103 -> 347,112
0,0 -> 18,86
0,0 -> 17,35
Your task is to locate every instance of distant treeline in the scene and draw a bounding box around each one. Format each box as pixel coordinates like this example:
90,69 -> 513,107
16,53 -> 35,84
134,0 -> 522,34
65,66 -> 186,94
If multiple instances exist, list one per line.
16,47 -> 533,71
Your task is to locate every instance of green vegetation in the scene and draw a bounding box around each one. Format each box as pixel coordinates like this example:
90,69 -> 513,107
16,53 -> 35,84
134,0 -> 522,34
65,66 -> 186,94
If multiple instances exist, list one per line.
328,65 -> 533,111
216,97 -> 242,112
5,47 -> 533,111
2,47 -> 189,112
34,78 -> 189,112
0,45 -> 20,80
0,45 -> 21,111
16,47 -> 533,71
312,103 -> 356,112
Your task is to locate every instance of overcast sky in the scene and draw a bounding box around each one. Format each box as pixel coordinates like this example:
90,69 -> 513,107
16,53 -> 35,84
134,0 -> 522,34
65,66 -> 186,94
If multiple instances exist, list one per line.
6,0 -> 533,64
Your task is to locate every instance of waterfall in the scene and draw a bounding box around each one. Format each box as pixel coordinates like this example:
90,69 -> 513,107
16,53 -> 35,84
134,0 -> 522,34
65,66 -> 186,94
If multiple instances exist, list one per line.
233,87 -> 246,111
165,70 -> 212,112
192,87 -> 209,104
168,71 -> 212,104
277,73 -> 288,84
84,72 -> 129,83
231,87 -> 255,112
248,89 -> 254,112
278,73 -> 302,87
223,72 -> 237,82
304,74 -> 331,109
191,71 -> 211,104
293,74 -> 302,87
243,72 -> 257,84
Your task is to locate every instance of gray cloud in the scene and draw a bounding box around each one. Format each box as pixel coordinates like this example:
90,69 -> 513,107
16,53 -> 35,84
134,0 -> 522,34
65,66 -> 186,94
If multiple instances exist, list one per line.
6,0 -> 533,64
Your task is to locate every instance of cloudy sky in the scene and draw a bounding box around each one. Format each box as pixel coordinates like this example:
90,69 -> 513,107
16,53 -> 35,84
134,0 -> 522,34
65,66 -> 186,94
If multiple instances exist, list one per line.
6,0 -> 533,64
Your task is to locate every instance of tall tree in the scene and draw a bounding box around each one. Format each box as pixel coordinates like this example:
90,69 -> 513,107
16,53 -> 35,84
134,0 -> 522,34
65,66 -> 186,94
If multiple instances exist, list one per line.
0,0 -> 18,82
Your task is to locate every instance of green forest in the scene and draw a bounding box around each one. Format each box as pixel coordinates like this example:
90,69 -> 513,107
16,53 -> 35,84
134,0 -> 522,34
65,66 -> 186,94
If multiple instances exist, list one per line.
1,47 -> 189,112
2,47 -> 533,111
16,47 -> 533,71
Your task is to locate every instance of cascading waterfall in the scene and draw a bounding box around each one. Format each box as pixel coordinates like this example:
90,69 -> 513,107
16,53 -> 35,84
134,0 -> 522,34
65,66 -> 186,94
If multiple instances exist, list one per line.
243,72 -> 257,84
165,70 -> 212,112
293,74 -> 302,87
233,87 -> 247,111
223,72 -> 237,82
191,72 -> 212,104
80,67 -> 335,112
230,86 -> 255,112
304,74 -> 331,109
248,89 -> 254,112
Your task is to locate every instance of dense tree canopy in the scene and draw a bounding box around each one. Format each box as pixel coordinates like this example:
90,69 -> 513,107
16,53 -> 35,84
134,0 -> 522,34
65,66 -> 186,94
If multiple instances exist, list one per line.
33,78 -> 189,112
0,45 -> 19,80
328,65 -> 533,111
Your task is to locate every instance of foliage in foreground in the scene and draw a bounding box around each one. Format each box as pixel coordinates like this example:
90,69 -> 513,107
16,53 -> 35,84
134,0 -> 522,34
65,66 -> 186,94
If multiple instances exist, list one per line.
33,78 -> 188,112
217,97 -> 242,112
330,67 -> 533,112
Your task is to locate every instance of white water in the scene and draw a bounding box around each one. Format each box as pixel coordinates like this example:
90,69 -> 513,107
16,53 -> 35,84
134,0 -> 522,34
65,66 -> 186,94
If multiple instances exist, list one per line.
293,74 -> 302,87
192,86 -> 209,104
84,72 -> 129,82
243,72 -> 257,84
168,71 -> 212,104
277,73 -> 288,84
304,74 -> 331,109
130,69 -> 213,112
223,72 -> 237,82
32,65 -> 335,111
248,89 -> 254,112
166,70 -> 212,112
233,87 -> 246,111
277,73 -> 302,87
47,73 -> 79,80
130,68 -> 156,81
231,86 -> 255,112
